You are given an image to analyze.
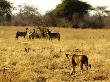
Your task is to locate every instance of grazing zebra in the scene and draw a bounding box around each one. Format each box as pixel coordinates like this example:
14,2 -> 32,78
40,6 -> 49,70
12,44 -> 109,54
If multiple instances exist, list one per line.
47,30 -> 60,41
16,28 -> 28,39
29,29 -> 36,39
35,32 -> 40,38
28,29 -> 40,39
37,27 -> 49,38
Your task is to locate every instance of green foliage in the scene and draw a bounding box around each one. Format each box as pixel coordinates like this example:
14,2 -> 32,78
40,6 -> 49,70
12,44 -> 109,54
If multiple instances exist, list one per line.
44,11 -> 58,26
17,4 -> 41,18
0,0 -> 12,16
49,0 -> 92,21
93,6 -> 109,24
12,4 -> 41,26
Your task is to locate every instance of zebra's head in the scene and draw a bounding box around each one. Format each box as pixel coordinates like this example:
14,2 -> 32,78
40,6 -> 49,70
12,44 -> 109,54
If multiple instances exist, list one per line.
26,28 -> 28,31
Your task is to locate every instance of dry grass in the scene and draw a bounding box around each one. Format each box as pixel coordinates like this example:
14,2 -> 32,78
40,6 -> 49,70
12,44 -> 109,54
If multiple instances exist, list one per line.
0,26 -> 110,82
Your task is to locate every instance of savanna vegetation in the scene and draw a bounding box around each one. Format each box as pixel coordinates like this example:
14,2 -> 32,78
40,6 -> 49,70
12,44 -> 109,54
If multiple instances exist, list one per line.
0,0 -> 110,28
0,26 -> 110,82
0,0 -> 110,82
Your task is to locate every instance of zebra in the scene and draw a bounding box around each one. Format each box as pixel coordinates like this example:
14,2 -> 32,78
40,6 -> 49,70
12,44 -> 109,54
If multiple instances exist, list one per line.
47,30 -> 60,41
37,27 -> 49,38
28,29 -> 40,39
16,28 -> 28,39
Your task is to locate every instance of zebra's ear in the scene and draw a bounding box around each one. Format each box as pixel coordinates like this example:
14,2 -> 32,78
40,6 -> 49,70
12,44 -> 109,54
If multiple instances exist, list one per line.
73,54 -> 76,56
26,28 -> 28,30
65,54 -> 69,58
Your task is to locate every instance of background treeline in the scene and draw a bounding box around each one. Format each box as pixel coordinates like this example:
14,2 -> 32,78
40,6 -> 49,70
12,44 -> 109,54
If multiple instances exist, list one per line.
0,0 -> 110,28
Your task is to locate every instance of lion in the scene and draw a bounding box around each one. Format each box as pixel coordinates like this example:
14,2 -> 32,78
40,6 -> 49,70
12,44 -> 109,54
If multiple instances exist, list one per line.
65,53 -> 91,74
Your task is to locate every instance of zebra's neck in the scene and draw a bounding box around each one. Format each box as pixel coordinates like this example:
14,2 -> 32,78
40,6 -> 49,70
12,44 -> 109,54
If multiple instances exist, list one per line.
25,30 -> 28,34
48,30 -> 51,34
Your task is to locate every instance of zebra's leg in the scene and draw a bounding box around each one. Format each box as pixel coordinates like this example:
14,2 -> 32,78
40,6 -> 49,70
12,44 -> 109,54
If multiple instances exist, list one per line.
85,61 -> 88,70
71,65 -> 75,75
58,34 -> 60,41
24,35 -> 26,38
16,35 -> 18,39
32,36 -> 34,39
58,36 -> 60,41
80,62 -> 84,73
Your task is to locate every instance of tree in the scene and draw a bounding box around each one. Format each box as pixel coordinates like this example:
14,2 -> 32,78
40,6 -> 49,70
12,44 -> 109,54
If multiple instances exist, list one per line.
0,0 -> 12,22
50,0 -> 92,22
93,6 -> 109,24
13,4 -> 41,26
17,4 -> 40,18
42,11 -> 58,27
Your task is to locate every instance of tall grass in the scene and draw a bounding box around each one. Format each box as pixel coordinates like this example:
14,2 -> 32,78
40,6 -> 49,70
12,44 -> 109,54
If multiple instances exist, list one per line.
0,26 -> 110,82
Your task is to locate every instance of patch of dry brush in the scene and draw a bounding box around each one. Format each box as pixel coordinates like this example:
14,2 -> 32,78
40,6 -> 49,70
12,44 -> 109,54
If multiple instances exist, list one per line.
0,26 -> 110,82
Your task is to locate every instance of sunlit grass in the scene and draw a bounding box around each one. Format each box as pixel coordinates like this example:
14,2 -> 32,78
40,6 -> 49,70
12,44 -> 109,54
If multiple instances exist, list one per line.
0,26 -> 110,82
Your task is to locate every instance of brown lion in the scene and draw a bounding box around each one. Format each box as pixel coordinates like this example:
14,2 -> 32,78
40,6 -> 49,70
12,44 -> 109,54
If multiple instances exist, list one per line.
65,54 -> 91,74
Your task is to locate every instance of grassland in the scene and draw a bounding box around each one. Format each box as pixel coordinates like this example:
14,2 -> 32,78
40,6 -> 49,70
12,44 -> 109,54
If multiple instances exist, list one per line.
0,26 -> 110,82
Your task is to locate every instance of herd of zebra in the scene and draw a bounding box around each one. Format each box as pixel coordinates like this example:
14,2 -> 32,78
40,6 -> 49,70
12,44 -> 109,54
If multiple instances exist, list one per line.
16,27 -> 60,40
15,27 -> 92,74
